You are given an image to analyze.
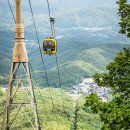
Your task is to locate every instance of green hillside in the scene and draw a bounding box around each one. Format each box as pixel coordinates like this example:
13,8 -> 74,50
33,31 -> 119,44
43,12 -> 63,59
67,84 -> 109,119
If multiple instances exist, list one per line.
33,42 -> 129,88
0,30 -> 129,89
77,98 -> 102,130
0,87 -> 102,130
0,30 -> 129,88
0,3 -> 130,88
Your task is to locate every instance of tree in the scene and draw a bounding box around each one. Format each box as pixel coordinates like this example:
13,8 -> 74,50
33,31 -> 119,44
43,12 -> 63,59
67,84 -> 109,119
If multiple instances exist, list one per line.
117,0 -> 130,37
85,1 -> 130,128
85,48 -> 130,130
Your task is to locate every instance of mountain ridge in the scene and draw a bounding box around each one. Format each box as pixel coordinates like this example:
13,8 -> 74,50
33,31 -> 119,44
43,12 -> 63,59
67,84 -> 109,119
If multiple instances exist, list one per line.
0,2 -> 130,88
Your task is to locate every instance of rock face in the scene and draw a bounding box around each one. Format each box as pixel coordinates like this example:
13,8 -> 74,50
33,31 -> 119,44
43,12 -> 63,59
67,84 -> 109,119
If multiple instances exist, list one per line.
68,78 -> 112,101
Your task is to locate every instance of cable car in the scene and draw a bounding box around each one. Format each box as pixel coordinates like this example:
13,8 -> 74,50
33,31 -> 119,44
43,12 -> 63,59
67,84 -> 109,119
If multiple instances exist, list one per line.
43,37 -> 57,55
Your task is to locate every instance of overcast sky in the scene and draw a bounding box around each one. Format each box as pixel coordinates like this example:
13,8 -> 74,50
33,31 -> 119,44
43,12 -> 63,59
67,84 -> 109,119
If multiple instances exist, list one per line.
0,0 -> 118,7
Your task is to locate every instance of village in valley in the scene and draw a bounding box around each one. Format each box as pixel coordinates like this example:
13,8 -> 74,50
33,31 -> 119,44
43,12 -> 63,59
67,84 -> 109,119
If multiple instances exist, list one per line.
68,78 -> 112,102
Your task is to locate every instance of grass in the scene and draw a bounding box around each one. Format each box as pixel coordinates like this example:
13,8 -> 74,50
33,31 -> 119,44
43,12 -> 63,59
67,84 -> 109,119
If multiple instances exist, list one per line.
0,87 -> 102,130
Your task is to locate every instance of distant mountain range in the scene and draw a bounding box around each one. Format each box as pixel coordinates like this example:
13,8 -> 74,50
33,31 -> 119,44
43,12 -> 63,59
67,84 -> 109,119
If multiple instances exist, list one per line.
0,0 -> 130,88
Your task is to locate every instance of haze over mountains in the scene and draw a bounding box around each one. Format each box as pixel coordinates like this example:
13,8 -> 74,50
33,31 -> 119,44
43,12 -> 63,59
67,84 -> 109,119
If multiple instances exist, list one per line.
0,0 -> 130,88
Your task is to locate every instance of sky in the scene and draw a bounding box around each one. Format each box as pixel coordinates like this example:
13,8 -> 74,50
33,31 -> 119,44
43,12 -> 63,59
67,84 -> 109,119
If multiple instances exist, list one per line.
27,0 -> 118,9
0,0 -> 118,8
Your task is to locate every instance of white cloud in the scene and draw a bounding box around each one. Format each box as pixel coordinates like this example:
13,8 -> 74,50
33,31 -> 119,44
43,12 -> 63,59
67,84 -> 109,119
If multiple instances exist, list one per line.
56,35 -> 64,39
84,27 -> 112,32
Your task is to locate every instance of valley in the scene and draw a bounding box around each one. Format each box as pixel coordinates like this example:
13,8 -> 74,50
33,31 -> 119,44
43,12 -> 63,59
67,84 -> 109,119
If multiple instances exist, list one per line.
0,0 -> 130,88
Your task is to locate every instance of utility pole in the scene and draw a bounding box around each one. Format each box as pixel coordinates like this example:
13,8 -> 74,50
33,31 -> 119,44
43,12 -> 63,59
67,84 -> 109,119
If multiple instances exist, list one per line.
4,0 -> 41,129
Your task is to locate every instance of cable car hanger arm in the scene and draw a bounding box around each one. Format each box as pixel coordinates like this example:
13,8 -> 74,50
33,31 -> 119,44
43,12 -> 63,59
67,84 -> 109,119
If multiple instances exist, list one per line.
50,17 -> 56,38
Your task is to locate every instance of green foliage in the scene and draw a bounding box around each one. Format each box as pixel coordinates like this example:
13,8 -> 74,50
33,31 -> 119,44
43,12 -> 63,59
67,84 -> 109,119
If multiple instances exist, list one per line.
0,88 -> 74,130
0,88 -> 5,129
32,43 -> 127,89
94,48 -> 130,94
0,27 -> 128,88
77,98 -> 102,130
0,88 -> 102,130
85,94 -> 104,114
117,0 -> 130,37
0,87 -> 3,96
85,48 -> 130,130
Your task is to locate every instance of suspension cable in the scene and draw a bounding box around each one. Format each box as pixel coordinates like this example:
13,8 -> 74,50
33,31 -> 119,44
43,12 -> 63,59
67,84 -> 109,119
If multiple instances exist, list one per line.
46,0 -> 54,36
55,55 -> 66,110
29,63 -> 54,129
45,1 -> 72,129
7,0 -> 16,23
47,0 -> 51,17
46,0 -> 67,117
28,0 -> 52,99
28,0 -> 60,128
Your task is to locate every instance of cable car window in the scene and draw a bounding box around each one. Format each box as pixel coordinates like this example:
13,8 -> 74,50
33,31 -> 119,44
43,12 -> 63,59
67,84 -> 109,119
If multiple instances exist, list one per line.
43,41 -> 55,50
43,38 -> 57,55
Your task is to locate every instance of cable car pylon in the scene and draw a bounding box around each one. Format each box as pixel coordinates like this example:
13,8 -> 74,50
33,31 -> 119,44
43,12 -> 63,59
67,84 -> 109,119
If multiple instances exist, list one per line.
4,0 -> 41,129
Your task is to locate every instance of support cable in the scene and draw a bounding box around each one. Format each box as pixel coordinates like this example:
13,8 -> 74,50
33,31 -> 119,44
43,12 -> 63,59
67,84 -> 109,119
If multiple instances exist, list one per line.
46,0 -> 69,122
55,55 -> 66,113
29,63 -> 54,130
46,0 -> 54,36
7,0 -> 16,23
28,0 -> 60,128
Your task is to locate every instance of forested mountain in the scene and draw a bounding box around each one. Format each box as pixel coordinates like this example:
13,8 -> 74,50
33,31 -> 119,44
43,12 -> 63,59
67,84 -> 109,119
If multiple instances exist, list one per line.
1,0 -> 130,130
0,0 -> 130,88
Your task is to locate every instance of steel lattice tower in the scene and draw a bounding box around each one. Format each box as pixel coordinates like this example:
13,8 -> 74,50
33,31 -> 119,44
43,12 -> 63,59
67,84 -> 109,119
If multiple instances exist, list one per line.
4,0 -> 41,129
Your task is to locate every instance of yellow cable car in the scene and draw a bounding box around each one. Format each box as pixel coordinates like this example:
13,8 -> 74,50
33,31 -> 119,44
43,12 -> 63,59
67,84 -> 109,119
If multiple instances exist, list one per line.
43,37 -> 57,55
